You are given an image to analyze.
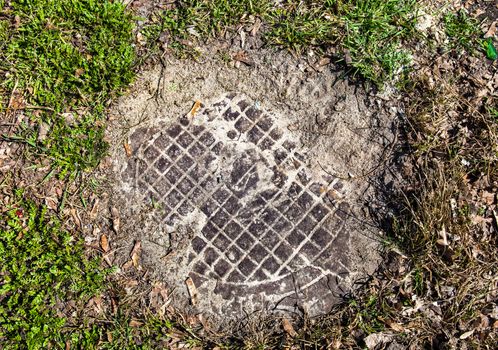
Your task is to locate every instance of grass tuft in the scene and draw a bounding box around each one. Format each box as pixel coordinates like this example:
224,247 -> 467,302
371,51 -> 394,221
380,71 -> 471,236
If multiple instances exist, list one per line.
443,9 -> 482,53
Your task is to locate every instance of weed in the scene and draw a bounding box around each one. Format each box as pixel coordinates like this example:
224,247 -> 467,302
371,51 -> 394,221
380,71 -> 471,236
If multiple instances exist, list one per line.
0,192 -> 107,349
443,10 -> 482,53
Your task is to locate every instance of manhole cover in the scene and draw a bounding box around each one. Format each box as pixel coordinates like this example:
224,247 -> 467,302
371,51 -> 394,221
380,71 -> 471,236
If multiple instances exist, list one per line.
120,93 -> 360,316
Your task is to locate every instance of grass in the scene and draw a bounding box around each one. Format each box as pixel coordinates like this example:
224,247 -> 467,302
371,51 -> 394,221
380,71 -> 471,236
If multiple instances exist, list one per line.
0,0 -> 135,178
1,0 -> 497,348
443,9 -> 482,53
142,0 -> 418,86
0,189 -> 107,349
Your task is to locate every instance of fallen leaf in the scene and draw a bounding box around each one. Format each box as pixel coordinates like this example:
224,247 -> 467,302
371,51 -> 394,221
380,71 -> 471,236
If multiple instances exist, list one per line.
61,112 -> 76,125
436,226 -> 449,246
484,21 -> 497,38
89,198 -> 99,220
75,68 -> 84,78
130,241 -> 141,268
386,319 -> 405,332
240,30 -> 246,48
364,333 -> 393,350
123,142 -> 132,157
187,100 -> 202,119
136,32 -> 146,45
37,122 -> 49,142
14,15 -> 21,29
111,207 -> 120,233
129,319 -> 143,327
185,277 -> 198,306
45,197 -> 58,211
100,234 -> 109,252
250,18 -> 262,37
327,189 -> 343,200
482,190 -> 495,205
122,260 -> 133,270
70,208 -> 82,229
9,92 -> 25,110
282,318 -> 298,337
233,50 -> 255,66
330,339 -> 342,349
459,329 -> 474,340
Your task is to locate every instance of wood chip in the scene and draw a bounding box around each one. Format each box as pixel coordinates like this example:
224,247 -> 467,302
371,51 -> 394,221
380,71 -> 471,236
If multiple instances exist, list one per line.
185,277 -> 198,306
282,318 -> 298,337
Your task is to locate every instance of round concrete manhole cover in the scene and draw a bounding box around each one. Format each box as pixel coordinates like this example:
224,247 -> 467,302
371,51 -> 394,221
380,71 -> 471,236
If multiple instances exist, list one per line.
112,54 -> 388,319
120,93 -> 356,315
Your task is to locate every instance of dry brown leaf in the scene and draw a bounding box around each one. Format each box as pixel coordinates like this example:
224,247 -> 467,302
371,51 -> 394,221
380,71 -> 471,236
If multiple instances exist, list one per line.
130,241 -> 142,268
282,318 -> 298,337
482,191 -> 495,205
45,197 -> 58,211
122,260 -> 133,270
9,92 -> 25,110
129,319 -> 143,327
250,18 -> 262,37
459,329 -> 474,340
185,277 -> 198,306
386,320 -> 405,332
318,57 -> 331,66
100,234 -> 110,252
87,295 -> 105,315
14,15 -> 21,29
37,123 -> 49,142
484,21 -> 497,38
70,208 -> 82,229
111,207 -> 120,232
233,50 -> 255,66
123,142 -> 132,157
187,100 -> 202,119
89,198 -> 99,220
75,68 -> 85,78
327,189 -> 343,200
330,340 -> 342,349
